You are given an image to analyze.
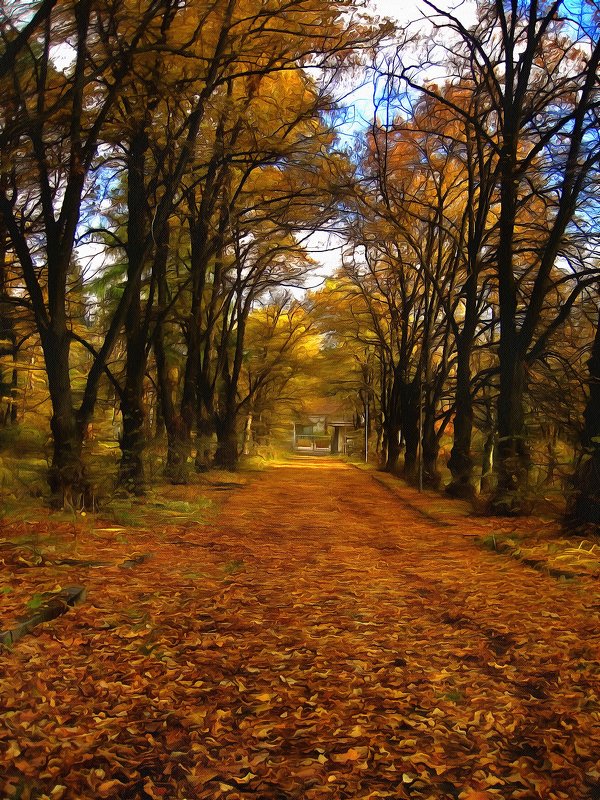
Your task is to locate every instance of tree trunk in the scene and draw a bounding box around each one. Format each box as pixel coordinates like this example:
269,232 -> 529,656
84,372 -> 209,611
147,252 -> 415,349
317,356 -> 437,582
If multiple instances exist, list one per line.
174,274 -> 204,481
213,284 -> 247,471
118,360 -> 146,495
492,353 -> 530,513
480,433 -> 495,494
118,279 -> 149,493
447,363 -> 474,496
422,398 -> 440,488
41,330 -> 87,505
195,403 -> 214,472
154,391 -> 165,439
0,223 -> 19,426
117,126 -> 150,495
490,116 -> 530,513
165,416 -> 190,485
570,312 -> 600,525
540,429 -> 558,488
384,420 -> 401,472
154,321 -> 190,485
383,372 -> 402,472
153,222 -> 192,484
447,312 -> 476,497
402,379 -> 419,481
195,347 -> 216,472
479,394 -> 496,494
214,409 -> 238,470
9,362 -> 18,424
243,412 -> 253,455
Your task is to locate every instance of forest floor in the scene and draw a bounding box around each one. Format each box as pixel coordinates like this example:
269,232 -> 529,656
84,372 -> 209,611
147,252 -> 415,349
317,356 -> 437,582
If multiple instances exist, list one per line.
1,457 -> 600,800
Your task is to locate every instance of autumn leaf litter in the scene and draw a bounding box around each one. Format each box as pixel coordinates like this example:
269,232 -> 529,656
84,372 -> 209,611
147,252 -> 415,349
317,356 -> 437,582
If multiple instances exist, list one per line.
1,460 -> 600,800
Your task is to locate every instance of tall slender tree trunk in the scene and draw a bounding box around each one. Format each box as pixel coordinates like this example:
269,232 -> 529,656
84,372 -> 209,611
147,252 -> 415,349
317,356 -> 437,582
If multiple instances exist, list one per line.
41,329 -> 86,502
402,379 -> 419,481
447,282 -> 477,497
383,374 -> 401,472
118,127 -> 149,494
243,412 -> 253,455
491,121 -> 530,513
214,406 -> 238,470
571,311 -> 600,524
214,290 -> 246,471
479,391 -> 496,494
195,397 -> 215,472
214,351 -> 239,469
214,358 -> 240,471
8,364 -> 18,424
167,300 -> 201,481
421,393 -> 440,488
0,224 -> 18,425
154,319 -> 190,484
118,335 -> 147,494
493,350 -> 529,513
384,419 -> 401,472
152,221 -> 192,484
195,322 -> 218,472
447,348 -> 474,496
480,432 -> 496,494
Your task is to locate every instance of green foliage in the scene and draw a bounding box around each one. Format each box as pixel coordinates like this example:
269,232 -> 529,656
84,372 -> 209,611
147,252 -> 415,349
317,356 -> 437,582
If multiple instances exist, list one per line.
443,689 -> 464,704
0,425 -> 47,455
103,492 -> 213,528
26,593 -> 45,610
480,534 -> 498,552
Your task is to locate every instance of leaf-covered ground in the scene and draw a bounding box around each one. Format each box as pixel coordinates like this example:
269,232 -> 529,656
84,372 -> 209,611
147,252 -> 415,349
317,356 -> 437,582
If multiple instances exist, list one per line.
1,459 -> 600,800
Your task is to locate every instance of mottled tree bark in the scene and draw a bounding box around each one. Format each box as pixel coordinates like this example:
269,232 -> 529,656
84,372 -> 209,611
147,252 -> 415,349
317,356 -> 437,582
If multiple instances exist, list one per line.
402,379 -> 420,481
118,127 -> 150,495
422,395 -> 440,488
43,333 -> 83,490
447,279 -> 478,497
571,313 -> 600,525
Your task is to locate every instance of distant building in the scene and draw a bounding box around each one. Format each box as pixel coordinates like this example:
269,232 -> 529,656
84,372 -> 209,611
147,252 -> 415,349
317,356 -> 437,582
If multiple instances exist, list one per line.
292,401 -> 356,455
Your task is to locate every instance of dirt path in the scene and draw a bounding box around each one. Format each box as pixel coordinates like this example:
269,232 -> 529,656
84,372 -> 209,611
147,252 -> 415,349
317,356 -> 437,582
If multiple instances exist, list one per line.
1,459 -> 600,800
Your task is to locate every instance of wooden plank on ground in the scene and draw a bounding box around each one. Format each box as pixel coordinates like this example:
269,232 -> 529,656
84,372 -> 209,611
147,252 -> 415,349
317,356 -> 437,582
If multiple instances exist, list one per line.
0,585 -> 86,647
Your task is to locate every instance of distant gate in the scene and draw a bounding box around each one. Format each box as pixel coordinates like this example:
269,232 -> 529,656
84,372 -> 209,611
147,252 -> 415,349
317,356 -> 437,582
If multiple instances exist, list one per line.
294,434 -> 332,454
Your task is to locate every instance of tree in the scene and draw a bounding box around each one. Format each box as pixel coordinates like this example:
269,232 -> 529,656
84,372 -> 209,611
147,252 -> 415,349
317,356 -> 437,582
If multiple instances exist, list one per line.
239,297 -> 319,455
338,103 -> 466,482
570,300 -> 600,523
393,0 -> 600,511
0,0 -> 169,502
99,0 -> 388,487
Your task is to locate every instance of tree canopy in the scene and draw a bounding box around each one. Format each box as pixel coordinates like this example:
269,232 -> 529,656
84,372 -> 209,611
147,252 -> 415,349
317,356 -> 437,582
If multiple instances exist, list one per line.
1,0 -> 599,525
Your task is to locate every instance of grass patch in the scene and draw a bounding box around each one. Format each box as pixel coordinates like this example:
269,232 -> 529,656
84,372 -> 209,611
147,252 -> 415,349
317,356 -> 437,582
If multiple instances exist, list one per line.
478,527 -> 600,579
102,491 -> 214,529
479,531 -> 526,552
223,559 -> 245,575
443,689 -> 464,703
480,534 -> 498,551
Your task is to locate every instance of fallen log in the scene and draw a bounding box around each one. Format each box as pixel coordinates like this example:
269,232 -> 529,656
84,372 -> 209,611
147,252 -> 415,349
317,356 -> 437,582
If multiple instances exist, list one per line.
0,585 -> 86,647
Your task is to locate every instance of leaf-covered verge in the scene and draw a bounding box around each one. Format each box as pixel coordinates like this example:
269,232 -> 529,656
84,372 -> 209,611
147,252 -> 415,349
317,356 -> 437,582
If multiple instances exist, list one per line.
1,460 -> 599,800
354,463 -> 600,580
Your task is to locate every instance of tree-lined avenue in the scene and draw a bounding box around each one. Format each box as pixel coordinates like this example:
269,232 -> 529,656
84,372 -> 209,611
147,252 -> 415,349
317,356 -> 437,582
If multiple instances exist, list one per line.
1,459 -> 599,798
